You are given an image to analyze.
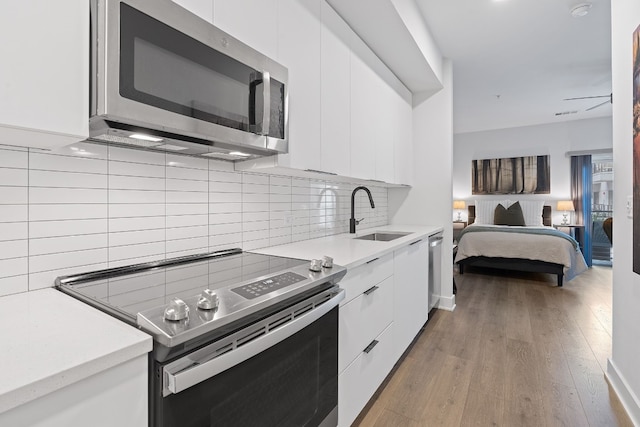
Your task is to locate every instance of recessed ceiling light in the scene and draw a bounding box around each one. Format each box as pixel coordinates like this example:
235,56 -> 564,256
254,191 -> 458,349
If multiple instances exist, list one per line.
570,2 -> 592,17
130,133 -> 163,142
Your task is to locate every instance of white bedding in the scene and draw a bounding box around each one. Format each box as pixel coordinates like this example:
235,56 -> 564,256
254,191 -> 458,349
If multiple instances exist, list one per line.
455,224 -> 588,281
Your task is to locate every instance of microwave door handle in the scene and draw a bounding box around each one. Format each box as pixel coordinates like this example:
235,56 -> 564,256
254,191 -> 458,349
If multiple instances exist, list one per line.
261,71 -> 271,136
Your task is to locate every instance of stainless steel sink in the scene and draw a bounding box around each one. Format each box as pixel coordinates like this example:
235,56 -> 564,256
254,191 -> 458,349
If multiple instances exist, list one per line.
354,231 -> 412,242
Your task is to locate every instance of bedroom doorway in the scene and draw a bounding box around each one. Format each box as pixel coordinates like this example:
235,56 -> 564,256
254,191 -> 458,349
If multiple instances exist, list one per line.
592,153 -> 613,265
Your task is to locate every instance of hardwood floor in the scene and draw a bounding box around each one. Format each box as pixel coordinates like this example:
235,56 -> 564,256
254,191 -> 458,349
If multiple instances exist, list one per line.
354,265 -> 633,427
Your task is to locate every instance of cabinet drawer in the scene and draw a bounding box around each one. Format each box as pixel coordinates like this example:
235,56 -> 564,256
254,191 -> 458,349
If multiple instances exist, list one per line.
339,252 -> 393,305
338,275 -> 393,373
338,323 -> 395,427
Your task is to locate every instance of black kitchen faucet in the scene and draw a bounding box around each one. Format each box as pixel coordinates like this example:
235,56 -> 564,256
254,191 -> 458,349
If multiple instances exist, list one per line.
350,186 -> 375,233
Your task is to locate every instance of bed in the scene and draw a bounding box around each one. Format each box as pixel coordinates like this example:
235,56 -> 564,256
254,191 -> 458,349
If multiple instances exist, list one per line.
455,202 -> 588,286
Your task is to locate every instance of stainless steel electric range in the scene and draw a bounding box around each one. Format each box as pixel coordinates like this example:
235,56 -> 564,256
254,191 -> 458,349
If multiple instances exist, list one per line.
56,248 -> 346,427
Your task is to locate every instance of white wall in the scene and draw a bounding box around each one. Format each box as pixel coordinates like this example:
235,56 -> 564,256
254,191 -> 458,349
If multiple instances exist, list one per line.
389,59 -> 454,310
452,117 -> 612,222
608,0 -> 640,424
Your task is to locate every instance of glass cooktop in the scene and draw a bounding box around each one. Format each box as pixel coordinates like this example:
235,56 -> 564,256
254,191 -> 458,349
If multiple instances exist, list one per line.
66,251 -> 308,318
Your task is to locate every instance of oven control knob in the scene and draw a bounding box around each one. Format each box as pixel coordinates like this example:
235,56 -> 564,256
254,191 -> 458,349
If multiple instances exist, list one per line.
309,259 -> 323,272
164,298 -> 189,321
197,289 -> 219,311
322,256 -> 333,268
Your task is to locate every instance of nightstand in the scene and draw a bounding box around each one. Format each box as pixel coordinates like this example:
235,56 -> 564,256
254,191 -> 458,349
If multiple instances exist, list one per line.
553,224 -> 585,252
453,221 -> 467,244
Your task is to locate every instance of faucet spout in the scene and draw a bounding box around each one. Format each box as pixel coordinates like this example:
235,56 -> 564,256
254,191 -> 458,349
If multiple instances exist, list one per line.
350,186 -> 375,233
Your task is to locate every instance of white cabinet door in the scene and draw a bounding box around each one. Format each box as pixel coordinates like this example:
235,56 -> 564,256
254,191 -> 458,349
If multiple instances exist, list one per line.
394,90 -> 413,186
393,239 -> 429,360
213,0 -> 279,60
338,252 -> 394,305
0,355 -> 148,427
349,31 -> 403,183
375,82 -> 396,183
338,323 -> 395,427
320,1 -> 351,176
278,0 -> 322,171
172,0 -> 214,22
339,275 -> 393,373
0,0 -> 88,150
349,34 -> 378,181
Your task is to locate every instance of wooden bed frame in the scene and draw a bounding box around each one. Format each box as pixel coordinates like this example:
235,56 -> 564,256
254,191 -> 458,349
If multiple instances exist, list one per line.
457,205 -> 566,286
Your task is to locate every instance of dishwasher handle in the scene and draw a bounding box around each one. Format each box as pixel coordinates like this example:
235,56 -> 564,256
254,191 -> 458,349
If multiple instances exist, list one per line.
429,236 -> 444,247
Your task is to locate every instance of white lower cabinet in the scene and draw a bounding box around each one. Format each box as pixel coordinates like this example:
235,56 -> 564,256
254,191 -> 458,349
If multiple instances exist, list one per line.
393,239 -> 429,361
339,275 -> 393,373
338,323 -> 395,427
337,239 -> 430,426
338,253 -> 394,426
0,355 -> 148,427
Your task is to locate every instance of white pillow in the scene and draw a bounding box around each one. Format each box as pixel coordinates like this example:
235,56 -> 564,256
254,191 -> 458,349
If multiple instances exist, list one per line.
474,200 -> 511,225
517,200 -> 545,226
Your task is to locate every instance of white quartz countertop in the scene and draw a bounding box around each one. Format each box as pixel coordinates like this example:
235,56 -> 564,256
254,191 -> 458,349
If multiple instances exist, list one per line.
252,225 -> 443,268
0,288 -> 152,414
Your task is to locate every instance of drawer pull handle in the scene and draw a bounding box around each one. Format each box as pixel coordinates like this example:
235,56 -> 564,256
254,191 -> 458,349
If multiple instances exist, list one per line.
363,340 -> 379,354
410,239 -> 422,246
363,285 -> 379,295
366,257 -> 379,264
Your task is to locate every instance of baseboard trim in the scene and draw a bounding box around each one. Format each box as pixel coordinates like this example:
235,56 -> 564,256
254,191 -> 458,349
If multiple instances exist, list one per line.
436,294 -> 456,311
606,358 -> 640,426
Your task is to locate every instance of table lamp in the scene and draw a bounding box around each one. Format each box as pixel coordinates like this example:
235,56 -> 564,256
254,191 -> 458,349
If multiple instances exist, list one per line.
453,200 -> 466,222
556,200 -> 575,225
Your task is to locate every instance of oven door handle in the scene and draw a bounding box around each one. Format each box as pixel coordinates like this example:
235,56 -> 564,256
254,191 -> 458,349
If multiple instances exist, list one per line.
163,288 -> 345,396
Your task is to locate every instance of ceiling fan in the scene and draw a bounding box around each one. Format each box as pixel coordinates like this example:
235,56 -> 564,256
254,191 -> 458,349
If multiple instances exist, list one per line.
563,93 -> 613,111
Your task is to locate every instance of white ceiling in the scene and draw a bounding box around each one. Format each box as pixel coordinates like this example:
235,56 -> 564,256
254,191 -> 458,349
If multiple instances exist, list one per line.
415,0 -> 612,134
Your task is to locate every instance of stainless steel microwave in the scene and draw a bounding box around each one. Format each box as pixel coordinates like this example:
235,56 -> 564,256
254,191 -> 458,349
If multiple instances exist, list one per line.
89,0 -> 288,161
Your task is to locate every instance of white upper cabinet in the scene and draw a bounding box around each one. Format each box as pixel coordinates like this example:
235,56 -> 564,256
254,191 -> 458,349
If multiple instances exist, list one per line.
394,89 -> 413,186
375,81 -> 396,184
172,0 -> 214,23
350,31 -> 401,183
213,0 -> 279,60
225,0 -> 413,185
0,0 -> 88,150
349,33 -> 378,181
278,0 -> 322,172
320,2 -> 351,177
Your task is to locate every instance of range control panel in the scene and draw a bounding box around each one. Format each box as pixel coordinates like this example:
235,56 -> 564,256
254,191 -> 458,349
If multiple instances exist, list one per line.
231,272 -> 307,300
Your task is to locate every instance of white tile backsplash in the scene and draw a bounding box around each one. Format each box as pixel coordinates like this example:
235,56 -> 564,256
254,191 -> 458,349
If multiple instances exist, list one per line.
0,240 -> 28,259
109,160 -> 166,178
30,219 -> 107,238
29,152 -> 108,174
0,144 -> 388,295
0,187 -> 28,204
0,222 -> 28,241
0,150 -> 28,168
29,234 -> 108,256
0,276 -> 28,295
29,187 -> 107,204
29,170 -> 107,189
0,168 -> 28,186
29,204 -> 107,221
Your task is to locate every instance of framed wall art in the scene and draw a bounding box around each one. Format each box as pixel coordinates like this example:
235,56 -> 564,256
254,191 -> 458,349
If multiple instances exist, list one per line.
471,155 -> 550,195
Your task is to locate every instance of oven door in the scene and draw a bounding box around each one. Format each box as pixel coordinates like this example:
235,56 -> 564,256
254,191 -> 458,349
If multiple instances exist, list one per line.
153,288 -> 344,427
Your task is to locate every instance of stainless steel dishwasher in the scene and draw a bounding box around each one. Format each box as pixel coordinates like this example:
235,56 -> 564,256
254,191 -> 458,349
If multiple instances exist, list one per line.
428,232 -> 444,311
